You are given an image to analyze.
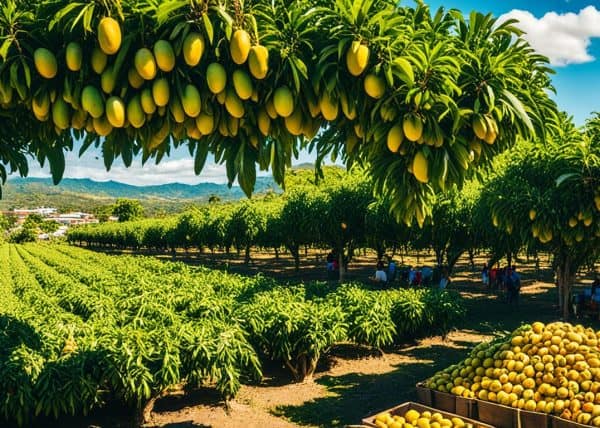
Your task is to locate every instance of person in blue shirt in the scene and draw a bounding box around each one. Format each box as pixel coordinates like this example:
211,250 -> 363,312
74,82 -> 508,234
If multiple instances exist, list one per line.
387,257 -> 397,283
506,266 -> 521,308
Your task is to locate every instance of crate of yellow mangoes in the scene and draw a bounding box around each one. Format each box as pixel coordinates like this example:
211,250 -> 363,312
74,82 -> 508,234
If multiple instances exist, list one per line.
362,402 -> 495,428
423,321 -> 600,428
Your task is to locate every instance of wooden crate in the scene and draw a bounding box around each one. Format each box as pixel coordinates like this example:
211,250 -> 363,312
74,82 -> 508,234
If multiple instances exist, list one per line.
551,415 -> 591,428
431,388 -> 457,413
416,384 -> 477,419
415,383 -> 433,407
362,401 -> 495,428
519,408 -> 550,428
456,395 -> 478,419
477,400 -> 517,428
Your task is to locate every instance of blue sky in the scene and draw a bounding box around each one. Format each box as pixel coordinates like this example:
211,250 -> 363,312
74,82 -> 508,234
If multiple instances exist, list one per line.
22,1 -> 600,186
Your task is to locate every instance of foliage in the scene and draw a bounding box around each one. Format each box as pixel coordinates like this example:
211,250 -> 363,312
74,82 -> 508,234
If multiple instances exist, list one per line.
7,226 -> 36,243
112,198 -> 145,222
413,182 -> 479,270
0,0 -> 558,219
65,165 -> 483,272
242,287 -> 347,381
0,242 -> 465,425
475,114 -> 600,317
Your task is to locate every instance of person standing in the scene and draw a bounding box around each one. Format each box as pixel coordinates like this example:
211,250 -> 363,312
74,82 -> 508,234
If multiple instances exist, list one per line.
592,275 -> 599,297
387,257 -> 397,283
408,267 -> 416,286
371,261 -> 387,285
482,264 -> 489,287
506,266 -> 521,308
439,268 -> 450,290
489,266 -> 497,290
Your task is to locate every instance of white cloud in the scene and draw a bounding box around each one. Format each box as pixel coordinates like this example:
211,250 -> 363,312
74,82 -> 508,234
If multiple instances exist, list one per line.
26,157 -> 242,186
64,160 -> 232,186
20,142 -> 289,186
14,137 -> 327,187
498,6 -> 600,66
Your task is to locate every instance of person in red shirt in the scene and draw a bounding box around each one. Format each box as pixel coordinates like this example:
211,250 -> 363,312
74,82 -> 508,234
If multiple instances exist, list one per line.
489,267 -> 497,290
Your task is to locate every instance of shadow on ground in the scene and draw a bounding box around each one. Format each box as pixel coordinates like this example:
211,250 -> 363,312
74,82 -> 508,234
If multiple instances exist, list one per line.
273,345 -> 469,427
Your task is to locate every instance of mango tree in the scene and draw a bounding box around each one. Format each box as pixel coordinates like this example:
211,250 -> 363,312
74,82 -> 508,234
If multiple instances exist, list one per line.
228,200 -> 267,264
364,198 -> 410,260
275,189 -> 323,270
480,115 -> 600,318
319,175 -> 372,281
0,0 -> 558,220
409,183 -> 478,272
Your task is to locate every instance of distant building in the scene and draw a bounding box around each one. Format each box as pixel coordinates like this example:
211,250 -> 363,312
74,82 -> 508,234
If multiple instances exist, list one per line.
53,212 -> 99,225
2,208 -> 99,226
3,207 -> 57,224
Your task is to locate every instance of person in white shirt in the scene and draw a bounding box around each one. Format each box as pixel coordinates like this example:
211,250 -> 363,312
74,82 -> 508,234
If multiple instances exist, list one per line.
372,261 -> 387,284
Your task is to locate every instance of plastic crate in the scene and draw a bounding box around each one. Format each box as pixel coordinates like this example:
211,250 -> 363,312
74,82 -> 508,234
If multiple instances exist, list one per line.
362,401 -> 495,428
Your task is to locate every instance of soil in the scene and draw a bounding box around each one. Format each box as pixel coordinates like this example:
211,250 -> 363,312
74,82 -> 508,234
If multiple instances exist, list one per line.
59,248 -> 600,428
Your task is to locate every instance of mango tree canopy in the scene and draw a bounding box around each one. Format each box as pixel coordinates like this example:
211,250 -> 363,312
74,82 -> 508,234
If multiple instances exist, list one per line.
477,114 -> 600,318
0,0 -> 559,218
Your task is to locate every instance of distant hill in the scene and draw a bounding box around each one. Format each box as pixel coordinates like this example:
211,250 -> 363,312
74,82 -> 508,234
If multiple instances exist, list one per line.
5,177 -> 277,199
0,176 -> 278,214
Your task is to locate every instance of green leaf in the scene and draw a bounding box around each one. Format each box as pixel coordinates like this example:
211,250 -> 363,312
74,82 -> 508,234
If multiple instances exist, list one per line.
203,13 -> 214,45
194,142 -> 209,175
392,57 -> 414,85
555,172 -> 577,187
501,89 -> 534,134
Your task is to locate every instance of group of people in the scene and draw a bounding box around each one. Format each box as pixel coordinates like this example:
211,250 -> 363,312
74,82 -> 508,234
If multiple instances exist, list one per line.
482,263 -> 521,306
371,259 -> 449,289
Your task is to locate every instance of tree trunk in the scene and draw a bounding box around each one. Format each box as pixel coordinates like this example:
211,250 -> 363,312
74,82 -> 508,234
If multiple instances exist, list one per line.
468,249 -> 475,269
285,355 -> 318,383
244,245 -> 251,265
288,245 -> 300,272
447,250 -> 464,274
274,247 -> 279,260
338,251 -> 346,283
556,256 -> 575,319
435,249 -> 443,268
141,388 -> 170,425
507,251 -> 513,268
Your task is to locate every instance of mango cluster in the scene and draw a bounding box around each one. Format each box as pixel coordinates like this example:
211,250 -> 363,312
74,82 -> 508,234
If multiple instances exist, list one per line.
426,322 -> 600,426
373,408 -> 474,428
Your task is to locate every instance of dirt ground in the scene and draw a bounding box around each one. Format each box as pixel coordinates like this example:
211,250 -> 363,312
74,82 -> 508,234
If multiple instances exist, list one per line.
60,249 -> 599,428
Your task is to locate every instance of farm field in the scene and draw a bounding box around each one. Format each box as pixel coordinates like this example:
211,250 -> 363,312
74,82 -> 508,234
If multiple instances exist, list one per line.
1,242 -> 596,427
0,243 -> 465,428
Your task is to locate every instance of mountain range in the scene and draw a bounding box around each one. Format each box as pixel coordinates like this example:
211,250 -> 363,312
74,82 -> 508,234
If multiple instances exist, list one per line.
0,176 -> 278,214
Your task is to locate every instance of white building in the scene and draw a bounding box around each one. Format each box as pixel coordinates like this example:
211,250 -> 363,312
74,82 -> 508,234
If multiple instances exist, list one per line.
53,212 -> 99,225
